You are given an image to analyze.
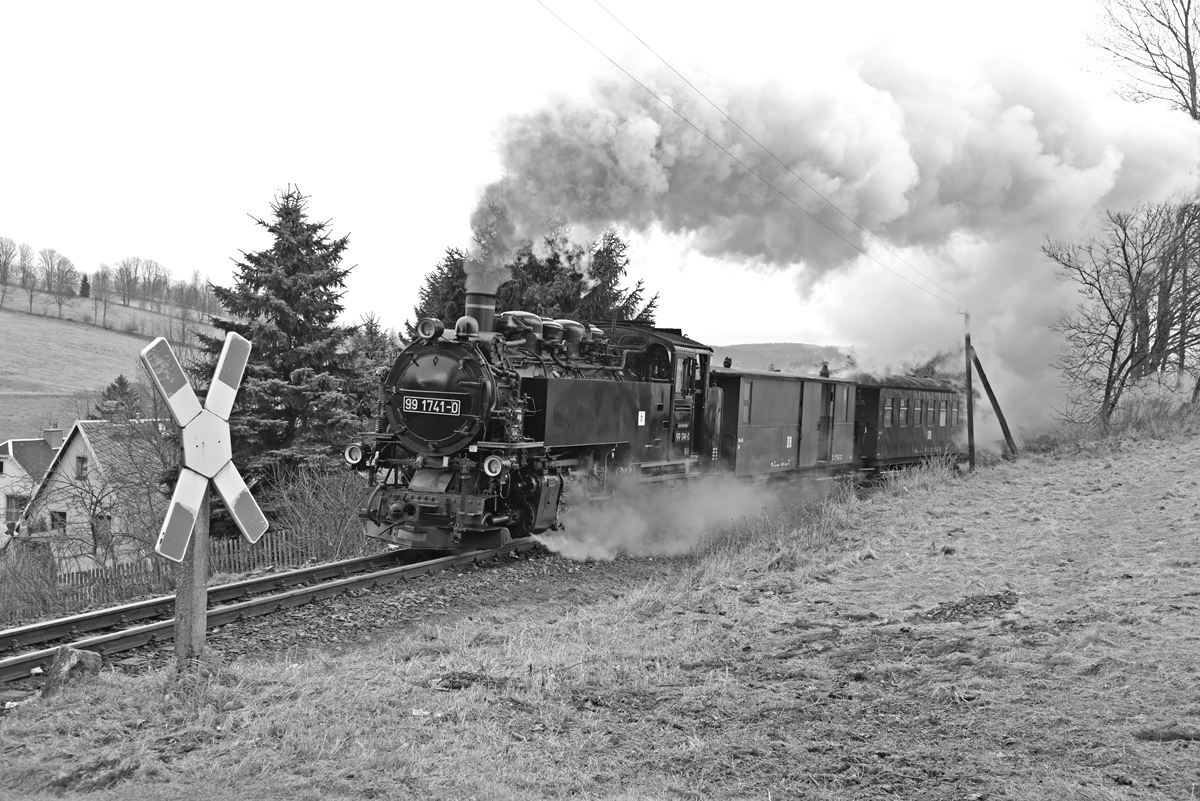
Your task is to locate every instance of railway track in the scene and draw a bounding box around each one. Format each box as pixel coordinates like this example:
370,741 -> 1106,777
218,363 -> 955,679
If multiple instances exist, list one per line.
0,541 -> 536,684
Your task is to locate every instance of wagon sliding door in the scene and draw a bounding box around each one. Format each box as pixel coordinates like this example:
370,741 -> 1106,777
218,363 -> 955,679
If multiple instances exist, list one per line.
799,381 -> 822,468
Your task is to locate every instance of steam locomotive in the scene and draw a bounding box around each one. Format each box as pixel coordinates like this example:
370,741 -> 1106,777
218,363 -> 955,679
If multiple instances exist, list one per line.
344,288 -> 964,550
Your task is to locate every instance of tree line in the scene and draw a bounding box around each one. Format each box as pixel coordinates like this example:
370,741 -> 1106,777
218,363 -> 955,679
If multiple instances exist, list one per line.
0,237 -> 219,332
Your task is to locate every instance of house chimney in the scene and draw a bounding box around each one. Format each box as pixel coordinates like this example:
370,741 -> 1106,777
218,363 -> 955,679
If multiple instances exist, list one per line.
43,429 -> 63,450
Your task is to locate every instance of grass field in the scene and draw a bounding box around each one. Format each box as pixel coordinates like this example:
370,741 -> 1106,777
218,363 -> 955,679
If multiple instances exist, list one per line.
3,424 -> 1199,799
0,289 -> 214,440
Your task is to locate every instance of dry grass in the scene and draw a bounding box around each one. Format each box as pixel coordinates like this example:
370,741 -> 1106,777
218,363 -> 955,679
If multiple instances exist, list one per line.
4,442 -> 1200,799
0,294 -> 218,439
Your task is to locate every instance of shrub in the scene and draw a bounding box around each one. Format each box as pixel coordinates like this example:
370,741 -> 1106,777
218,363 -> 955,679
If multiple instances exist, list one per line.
265,464 -> 385,562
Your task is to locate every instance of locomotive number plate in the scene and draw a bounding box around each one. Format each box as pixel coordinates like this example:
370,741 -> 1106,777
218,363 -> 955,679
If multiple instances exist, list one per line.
401,392 -> 464,416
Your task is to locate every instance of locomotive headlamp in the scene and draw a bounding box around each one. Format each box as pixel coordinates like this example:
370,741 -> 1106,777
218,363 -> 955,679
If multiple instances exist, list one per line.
482,455 -> 509,477
344,442 -> 365,467
416,318 -> 445,341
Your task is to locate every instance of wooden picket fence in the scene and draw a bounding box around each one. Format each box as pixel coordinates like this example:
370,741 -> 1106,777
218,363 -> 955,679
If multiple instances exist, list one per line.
0,528 -> 319,625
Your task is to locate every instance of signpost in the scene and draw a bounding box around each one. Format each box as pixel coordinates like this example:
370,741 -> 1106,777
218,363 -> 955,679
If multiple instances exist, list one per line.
140,332 -> 267,667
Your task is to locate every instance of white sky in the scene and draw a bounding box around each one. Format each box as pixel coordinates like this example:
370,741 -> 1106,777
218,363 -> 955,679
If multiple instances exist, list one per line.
0,0 -> 1135,358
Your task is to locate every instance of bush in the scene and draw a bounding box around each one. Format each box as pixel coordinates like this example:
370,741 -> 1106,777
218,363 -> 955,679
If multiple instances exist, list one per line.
266,464 -> 385,562
0,544 -> 62,625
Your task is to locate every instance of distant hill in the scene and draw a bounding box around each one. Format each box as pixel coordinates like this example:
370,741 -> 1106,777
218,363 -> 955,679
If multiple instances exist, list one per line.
711,342 -> 854,377
0,289 -> 217,441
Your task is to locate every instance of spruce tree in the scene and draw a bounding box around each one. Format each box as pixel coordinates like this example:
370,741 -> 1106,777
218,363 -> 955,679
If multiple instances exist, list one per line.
198,187 -> 357,475
406,231 -> 657,334
93,374 -> 142,419
80,274 -> 91,298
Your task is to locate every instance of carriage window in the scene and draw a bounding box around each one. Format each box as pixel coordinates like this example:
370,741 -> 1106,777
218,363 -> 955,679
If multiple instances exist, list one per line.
926,400 -> 936,427
676,357 -> 697,395
938,400 -> 947,427
741,381 -> 752,425
914,399 -> 923,427
839,386 -> 849,422
899,398 -> 909,427
883,397 -> 894,427
952,401 -> 960,427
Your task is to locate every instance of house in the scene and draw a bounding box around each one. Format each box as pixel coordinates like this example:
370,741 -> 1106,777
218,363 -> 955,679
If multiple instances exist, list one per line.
13,420 -> 174,571
0,429 -> 63,543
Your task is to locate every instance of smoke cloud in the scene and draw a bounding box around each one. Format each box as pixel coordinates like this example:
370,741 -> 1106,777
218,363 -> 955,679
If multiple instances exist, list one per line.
537,475 -> 777,561
473,55 -> 1200,436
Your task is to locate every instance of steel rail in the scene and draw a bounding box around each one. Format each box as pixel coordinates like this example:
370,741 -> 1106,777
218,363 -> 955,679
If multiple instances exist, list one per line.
0,541 -> 536,684
0,549 -> 418,653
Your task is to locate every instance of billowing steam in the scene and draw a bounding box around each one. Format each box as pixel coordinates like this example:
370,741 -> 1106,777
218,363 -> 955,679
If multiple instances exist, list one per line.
474,59 -> 1198,279
470,55 -> 1200,441
537,476 -> 778,561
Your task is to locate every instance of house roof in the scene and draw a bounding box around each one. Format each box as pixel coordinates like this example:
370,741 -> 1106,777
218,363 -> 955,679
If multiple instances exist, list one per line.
853,374 -> 964,392
22,419 -> 172,515
0,437 -> 58,482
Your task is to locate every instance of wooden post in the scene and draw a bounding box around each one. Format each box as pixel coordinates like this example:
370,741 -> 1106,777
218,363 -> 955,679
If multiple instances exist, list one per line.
963,312 -> 975,471
971,349 -> 1019,457
174,487 -> 209,669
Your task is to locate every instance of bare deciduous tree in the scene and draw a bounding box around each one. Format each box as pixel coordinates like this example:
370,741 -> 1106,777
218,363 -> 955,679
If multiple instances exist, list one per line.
18,243 -> 36,312
1095,0 -> 1200,119
38,248 -> 78,318
142,259 -> 166,311
92,265 -> 113,327
0,237 -> 16,309
1044,203 -> 1200,424
114,256 -> 142,306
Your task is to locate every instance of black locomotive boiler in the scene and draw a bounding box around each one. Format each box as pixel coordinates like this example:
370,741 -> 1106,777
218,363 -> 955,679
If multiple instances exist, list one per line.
345,288 -> 965,550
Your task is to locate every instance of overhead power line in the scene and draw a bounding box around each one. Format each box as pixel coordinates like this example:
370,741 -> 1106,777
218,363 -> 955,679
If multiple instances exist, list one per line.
534,0 -> 962,309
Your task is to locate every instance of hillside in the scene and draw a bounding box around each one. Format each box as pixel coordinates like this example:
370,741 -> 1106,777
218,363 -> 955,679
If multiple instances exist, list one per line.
4,434 -> 1200,798
711,341 -> 852,375
0,290 -> 216,441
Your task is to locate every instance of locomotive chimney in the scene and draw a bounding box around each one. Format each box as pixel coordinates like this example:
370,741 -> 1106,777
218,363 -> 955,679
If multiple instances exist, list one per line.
464,288 -> 496,334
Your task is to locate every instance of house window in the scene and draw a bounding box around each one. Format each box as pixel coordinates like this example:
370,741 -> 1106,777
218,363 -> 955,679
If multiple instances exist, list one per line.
0,460 -> 5,475
899,398 -> 909,427
939,400 -> 947,427
914,399 -> 924,428
883,397 -> 894,427
76,456 -> 88,480
50,511 -> 66,532
5,495 -> 29,525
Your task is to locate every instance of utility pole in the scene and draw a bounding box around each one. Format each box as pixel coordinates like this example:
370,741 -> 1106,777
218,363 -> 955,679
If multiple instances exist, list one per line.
962,311 -> 975,471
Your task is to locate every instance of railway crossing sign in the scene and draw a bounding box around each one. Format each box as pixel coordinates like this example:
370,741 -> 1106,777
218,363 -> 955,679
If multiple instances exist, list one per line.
140,332 -> 268,563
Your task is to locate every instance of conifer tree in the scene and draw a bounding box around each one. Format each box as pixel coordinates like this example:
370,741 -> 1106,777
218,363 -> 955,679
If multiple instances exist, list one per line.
406,230 -> 657,336
198,187 -> 357,475
93,374 -> 143,419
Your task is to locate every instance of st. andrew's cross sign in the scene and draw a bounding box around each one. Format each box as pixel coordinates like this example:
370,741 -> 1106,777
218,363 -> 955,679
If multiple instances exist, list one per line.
140,333 -> 268,562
